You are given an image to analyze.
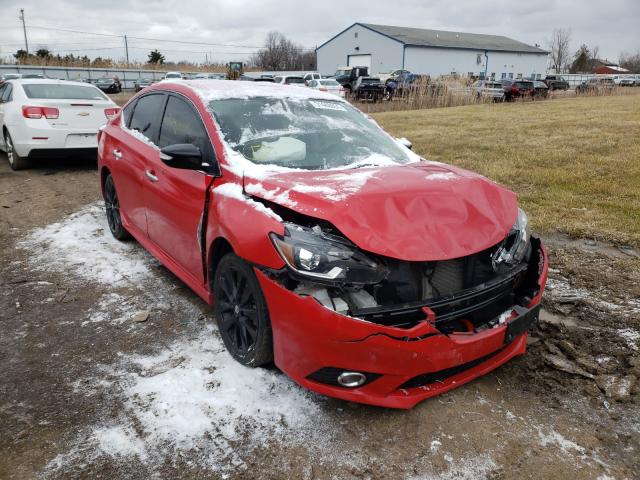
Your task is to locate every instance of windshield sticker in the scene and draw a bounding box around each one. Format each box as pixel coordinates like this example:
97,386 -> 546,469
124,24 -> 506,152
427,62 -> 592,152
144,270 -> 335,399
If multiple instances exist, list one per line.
309,100 -> 347,111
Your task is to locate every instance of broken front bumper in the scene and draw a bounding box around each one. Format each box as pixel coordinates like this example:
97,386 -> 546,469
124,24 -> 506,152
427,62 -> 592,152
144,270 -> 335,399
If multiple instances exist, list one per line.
256,242 -> 548,409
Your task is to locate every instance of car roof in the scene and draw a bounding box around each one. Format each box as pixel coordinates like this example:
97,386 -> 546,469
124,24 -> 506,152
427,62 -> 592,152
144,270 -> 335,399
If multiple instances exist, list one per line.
11,78 -> 100,87
152,79 -> 347,103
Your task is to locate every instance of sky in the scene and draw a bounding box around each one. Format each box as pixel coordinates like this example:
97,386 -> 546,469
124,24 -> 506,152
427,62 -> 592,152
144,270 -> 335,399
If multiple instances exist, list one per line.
0,0 -> 638,65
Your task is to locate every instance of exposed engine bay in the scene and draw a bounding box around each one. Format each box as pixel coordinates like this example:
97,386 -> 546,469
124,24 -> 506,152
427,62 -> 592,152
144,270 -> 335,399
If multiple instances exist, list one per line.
262,201 -> 543,334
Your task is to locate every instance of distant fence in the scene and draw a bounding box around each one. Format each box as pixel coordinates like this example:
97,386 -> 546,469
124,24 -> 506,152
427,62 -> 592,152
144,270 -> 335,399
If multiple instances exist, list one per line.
0,64 -> 315,89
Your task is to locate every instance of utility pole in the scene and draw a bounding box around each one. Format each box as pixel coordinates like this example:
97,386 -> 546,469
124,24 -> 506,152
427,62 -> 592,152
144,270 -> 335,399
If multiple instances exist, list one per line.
19,9 -> 29,54
124,35 -> 130,66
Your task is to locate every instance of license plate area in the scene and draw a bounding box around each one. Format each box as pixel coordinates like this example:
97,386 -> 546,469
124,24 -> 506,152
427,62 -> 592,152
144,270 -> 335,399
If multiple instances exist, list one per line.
504,304 -> 540,344
65,133 -> 97,147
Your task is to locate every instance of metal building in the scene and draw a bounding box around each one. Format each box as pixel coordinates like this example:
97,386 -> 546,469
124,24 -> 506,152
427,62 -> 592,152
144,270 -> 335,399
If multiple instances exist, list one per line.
316,23 -> 549,80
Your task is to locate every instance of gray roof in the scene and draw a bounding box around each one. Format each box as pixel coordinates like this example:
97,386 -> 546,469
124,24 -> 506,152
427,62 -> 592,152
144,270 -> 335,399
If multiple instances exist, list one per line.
357,23 -> 548,54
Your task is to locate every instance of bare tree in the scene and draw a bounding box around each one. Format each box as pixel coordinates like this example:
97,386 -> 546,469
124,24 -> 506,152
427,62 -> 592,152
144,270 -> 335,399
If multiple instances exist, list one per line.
548,29 -> 571,73
250,31 -> 315,71
620,51 -> 640,72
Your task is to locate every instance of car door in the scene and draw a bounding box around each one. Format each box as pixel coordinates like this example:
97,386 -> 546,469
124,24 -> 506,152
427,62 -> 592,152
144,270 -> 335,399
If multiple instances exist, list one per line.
144,93 -> 215,283
107,92 -> 166,236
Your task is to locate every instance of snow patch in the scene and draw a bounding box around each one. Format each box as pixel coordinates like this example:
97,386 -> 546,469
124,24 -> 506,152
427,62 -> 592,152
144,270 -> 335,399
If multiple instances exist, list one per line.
121,124 -> 159,150
244,182 -> 297,208
537,429 -> 585,454
408,455 -> 497,480
617,328 -> 639,351
17,203 -> 154,285
213,182 -> 282,222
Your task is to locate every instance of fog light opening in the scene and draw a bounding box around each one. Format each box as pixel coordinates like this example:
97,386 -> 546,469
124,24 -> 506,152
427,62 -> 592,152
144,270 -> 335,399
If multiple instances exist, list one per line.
337,371 -> 367,388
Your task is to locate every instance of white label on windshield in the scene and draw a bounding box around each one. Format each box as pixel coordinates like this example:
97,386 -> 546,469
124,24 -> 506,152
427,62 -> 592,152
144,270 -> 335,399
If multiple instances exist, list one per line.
309,100 -> 347,111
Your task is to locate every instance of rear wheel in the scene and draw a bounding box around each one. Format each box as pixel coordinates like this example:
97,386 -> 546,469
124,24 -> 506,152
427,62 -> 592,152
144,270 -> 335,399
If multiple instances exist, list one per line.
104,174 -> 131,240
214,253 -> 273,367
4,130 -> 29,170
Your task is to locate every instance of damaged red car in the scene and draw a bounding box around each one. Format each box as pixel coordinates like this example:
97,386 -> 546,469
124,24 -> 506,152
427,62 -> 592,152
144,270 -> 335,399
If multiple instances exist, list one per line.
97,81 -> 548,409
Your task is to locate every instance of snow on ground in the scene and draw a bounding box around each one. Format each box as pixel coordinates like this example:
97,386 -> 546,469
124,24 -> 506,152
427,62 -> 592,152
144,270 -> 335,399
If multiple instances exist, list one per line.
407,455 -> 497,480
22,204 -> 623,477
49,325 -> 328,474
17,203 -> 155,285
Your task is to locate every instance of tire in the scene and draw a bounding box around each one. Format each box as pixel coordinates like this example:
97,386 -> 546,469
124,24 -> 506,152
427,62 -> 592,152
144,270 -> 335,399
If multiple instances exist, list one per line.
213,253 -> 273,367
3,130 -> 29,170
104,174 -> 131,240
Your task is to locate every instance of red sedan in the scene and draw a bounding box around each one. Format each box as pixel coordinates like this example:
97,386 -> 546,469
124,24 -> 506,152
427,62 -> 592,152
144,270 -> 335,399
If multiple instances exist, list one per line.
97,80 -> 548,409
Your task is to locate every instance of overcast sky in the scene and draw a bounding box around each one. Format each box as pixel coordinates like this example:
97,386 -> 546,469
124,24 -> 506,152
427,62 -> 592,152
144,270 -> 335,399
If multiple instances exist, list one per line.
1,0 -> 638,65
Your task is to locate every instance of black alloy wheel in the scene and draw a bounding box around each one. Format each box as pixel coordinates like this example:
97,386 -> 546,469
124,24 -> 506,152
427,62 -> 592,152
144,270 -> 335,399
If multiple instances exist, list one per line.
214,253 -> 273,367
104,174 -> 131,240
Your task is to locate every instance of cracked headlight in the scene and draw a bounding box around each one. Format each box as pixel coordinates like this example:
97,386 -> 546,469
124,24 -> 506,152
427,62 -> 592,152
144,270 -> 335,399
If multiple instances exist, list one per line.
492,208 -> 530,269
270,223 -> 388,285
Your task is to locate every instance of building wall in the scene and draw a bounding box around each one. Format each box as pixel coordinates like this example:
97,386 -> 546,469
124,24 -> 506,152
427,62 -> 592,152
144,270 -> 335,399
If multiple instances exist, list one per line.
317,24 -> 404,76
404,46 -> 549,79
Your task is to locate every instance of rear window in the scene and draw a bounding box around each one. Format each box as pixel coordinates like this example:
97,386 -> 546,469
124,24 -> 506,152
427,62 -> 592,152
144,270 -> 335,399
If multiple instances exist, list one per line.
515,82 -> 533,88
285,77 -> 304,84
22,84 -> 107,100
319,80 -> 339,86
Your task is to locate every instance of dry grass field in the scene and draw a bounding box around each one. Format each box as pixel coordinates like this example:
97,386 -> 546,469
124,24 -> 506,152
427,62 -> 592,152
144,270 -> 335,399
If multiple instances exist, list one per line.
374,94 -> 640,247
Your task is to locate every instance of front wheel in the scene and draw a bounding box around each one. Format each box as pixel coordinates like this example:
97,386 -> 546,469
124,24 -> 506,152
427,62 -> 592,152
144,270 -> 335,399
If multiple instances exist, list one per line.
104,174 -> 131,240
214,253 -> 273,367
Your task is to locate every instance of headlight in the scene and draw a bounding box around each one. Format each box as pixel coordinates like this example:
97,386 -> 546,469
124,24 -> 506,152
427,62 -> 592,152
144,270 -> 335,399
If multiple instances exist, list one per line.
270,223 -> 388,285
492,208 -> 530,269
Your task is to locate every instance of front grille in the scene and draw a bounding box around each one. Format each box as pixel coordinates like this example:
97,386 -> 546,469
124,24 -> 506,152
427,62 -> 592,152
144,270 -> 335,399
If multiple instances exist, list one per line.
351,238 -> 543,331
398,348 -> 505,389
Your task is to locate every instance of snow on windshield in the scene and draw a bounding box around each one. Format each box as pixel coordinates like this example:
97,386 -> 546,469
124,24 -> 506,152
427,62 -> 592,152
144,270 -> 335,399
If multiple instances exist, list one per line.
205,96 -> 417,172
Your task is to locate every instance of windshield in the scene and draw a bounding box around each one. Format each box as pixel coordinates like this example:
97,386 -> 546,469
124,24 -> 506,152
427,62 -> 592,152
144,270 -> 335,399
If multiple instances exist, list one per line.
166,73 -> 181,78
285,77 -> 304,84
97,78 -> 112,82
209,97 -> 414,170
320,80 -> 339,86
22,84 -> 108,100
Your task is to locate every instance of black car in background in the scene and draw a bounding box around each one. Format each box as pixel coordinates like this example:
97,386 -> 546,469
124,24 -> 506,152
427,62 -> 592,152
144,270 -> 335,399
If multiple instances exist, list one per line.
95,77 -> 122,93
542,75 -> 570,91
134,78 -> 153,92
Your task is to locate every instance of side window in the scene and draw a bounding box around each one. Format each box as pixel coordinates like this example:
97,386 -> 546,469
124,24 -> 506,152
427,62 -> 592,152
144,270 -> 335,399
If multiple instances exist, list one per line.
0,85 -> 6,103
1,84 -> 13,103
129,93 -> 165,141
158,95 -> 209,156
121,99 -> 136,128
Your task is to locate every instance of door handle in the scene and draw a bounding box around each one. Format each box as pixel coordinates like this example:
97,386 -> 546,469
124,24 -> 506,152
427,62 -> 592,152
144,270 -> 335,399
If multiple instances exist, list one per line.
145,170 -> 158,182
113,149 -> 122,160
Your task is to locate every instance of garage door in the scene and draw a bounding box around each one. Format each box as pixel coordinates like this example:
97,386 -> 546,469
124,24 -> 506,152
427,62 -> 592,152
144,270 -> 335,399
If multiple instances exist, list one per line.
347,54 -> 372,69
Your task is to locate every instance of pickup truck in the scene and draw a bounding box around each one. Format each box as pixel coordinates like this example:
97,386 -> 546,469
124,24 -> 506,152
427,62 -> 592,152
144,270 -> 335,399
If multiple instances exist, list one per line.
542,75 -> 570,91
334,66 -> 369,92
352,76 -> 386,102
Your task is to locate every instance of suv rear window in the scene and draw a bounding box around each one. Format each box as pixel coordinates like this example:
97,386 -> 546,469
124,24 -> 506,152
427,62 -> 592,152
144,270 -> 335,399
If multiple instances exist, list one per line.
22,84 -> 107,100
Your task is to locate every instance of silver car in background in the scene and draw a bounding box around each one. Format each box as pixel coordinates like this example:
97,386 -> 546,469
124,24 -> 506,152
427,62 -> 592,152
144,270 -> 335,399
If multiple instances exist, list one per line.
472,80 -> 505,101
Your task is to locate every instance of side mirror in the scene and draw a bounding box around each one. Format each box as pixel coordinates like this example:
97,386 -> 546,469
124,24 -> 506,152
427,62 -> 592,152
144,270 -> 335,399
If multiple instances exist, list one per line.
397,137 -> 413,150
159,143 -> 203,170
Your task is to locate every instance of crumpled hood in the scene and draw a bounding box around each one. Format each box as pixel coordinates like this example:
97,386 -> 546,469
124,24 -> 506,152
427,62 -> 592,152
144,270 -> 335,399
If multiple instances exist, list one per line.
244,161 -> 517,261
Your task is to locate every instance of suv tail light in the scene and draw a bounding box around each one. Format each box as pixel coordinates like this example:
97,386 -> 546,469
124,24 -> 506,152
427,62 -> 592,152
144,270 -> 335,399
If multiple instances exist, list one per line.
104,107 -> 120,119
22,106 -> 59,119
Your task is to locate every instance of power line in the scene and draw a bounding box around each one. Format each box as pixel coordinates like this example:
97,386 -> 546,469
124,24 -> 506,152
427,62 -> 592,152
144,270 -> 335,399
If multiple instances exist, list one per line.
22,24 -> 316,51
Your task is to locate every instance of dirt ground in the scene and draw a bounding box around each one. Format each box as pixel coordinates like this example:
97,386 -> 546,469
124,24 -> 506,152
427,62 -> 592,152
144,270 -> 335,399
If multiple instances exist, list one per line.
0,154 -> 638,480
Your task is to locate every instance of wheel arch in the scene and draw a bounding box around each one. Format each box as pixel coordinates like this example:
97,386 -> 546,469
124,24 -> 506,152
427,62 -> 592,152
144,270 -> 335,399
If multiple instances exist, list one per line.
100,166 -> 111,196
207,236 -> 234,292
